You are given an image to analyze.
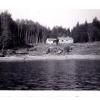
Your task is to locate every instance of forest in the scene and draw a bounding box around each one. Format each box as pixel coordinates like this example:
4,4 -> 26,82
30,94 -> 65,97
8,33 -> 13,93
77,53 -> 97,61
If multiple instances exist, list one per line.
0,11 -> 100,50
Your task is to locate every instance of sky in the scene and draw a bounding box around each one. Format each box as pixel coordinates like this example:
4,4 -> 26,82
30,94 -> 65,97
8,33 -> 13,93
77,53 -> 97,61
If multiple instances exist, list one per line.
0,0 -> 100,29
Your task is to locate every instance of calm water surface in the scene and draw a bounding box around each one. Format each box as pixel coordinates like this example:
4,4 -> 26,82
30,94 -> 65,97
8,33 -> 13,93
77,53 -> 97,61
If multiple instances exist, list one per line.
0,60 -> 100,90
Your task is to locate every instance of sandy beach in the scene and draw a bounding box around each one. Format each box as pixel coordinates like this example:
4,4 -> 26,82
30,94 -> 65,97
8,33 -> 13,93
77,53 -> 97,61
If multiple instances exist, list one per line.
0,55 -> 100,62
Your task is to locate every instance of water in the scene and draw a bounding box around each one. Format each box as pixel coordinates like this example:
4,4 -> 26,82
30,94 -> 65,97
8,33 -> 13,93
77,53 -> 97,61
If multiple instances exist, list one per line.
0,60 -> 100,90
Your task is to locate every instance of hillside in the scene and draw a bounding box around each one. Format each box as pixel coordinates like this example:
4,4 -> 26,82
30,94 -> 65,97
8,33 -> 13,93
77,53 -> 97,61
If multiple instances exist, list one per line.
32,42 -> 100,55
1,42 -> 100,57
69,42 -> 100,55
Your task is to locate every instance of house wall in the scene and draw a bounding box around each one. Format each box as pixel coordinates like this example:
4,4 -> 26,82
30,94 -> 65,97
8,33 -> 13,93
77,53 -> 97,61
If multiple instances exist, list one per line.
59,39 -> 73,44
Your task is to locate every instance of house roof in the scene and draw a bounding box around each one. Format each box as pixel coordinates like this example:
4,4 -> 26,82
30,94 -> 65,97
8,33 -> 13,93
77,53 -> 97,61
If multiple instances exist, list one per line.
47,37 -> 73,41
58,36 -> 73,40
47,38 -> 57,41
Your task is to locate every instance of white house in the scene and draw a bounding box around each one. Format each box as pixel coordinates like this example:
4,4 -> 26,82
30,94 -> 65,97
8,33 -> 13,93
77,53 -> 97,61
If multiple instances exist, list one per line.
58,36 -> 73,44
46,37 -> 73,44
46,38 -> 57,44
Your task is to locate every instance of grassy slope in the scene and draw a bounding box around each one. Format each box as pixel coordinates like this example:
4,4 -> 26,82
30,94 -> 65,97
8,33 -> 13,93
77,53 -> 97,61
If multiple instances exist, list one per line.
27,42 -> 100,55
2,42 -> 100,56
70,42 -> 100,55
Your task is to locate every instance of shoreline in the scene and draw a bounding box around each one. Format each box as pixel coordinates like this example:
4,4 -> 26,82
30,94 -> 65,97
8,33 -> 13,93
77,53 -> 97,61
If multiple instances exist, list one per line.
0,55 -> 100,62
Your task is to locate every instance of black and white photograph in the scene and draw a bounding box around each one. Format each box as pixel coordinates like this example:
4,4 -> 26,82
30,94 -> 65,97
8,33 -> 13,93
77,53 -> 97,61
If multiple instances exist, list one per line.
1,0 -> 100,99
0,4 -> 100,91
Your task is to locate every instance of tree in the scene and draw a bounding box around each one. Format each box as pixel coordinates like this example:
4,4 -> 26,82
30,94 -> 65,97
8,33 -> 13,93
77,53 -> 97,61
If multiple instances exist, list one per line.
51,26 -> 68,38
92,17 -> 100,41
71,22 -> 88,43
0,11 -> 12,51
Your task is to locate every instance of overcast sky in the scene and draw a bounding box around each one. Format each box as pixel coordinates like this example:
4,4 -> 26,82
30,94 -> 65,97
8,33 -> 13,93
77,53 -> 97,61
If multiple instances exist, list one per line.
0,0 -> 100,29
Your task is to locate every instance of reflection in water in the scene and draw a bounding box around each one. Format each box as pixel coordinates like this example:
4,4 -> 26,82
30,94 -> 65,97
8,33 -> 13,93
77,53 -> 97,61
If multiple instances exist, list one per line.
49,60 -> 77,90
0,60 -> 100,90
75,60 -> 100,90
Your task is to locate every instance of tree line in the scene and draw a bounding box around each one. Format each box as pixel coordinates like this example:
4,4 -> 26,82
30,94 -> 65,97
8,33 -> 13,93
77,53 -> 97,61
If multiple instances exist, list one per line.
71,18 -> 100,43
0,11 -> 50,49
0,11 -> 100,50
